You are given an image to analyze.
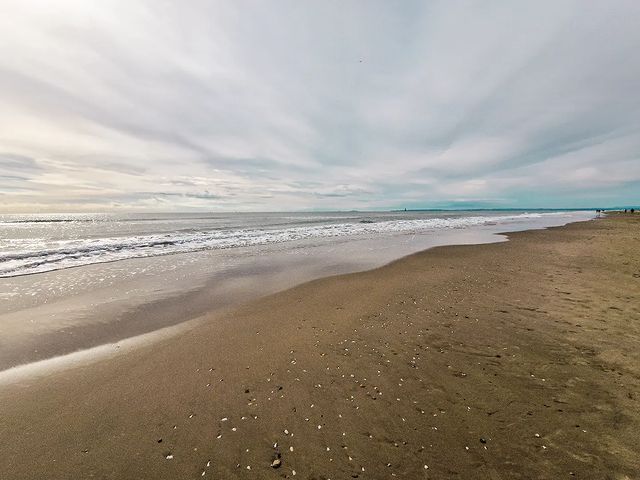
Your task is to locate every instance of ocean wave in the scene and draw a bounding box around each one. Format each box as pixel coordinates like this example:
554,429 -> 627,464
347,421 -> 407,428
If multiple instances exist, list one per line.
0,212 -> 565,277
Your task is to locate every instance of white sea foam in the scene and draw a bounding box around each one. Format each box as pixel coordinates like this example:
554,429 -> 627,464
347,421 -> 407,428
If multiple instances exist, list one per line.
0,212 -> 575,278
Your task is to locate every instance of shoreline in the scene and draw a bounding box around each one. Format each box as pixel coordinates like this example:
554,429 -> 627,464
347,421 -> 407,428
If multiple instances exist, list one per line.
0,212 -> 588,374
1,214 -> 638,479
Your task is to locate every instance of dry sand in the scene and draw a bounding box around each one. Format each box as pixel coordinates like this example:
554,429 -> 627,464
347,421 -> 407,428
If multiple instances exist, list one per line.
1,214 -> 639,479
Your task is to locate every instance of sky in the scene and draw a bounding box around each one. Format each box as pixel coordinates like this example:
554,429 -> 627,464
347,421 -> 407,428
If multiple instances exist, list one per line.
1,0 -> 639,212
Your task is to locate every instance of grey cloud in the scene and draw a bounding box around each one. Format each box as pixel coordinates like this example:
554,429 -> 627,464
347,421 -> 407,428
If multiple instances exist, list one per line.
0,153 -> 41,172
0,175 -> 29,182
155,191 -> 225,200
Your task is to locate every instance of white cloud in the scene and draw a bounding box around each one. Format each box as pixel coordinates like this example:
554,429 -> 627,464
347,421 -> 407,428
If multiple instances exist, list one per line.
0,0 -> 639,212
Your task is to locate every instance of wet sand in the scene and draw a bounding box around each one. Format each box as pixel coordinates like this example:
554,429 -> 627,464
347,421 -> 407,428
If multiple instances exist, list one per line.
1,214 -> 639,479
0,213 -> 592,371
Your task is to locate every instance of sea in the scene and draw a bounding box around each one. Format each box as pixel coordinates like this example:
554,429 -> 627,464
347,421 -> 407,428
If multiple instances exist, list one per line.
0,210 -> 594,278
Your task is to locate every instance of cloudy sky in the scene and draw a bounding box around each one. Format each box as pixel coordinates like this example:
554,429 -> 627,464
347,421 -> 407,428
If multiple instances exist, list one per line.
1,0 -> 639,212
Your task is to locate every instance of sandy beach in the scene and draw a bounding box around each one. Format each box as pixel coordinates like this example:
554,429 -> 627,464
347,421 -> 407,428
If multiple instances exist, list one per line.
1,214 -> 638,479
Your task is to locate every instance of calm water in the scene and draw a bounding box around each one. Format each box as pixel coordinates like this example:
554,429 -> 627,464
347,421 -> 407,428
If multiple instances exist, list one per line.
0,210 -> 586,278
